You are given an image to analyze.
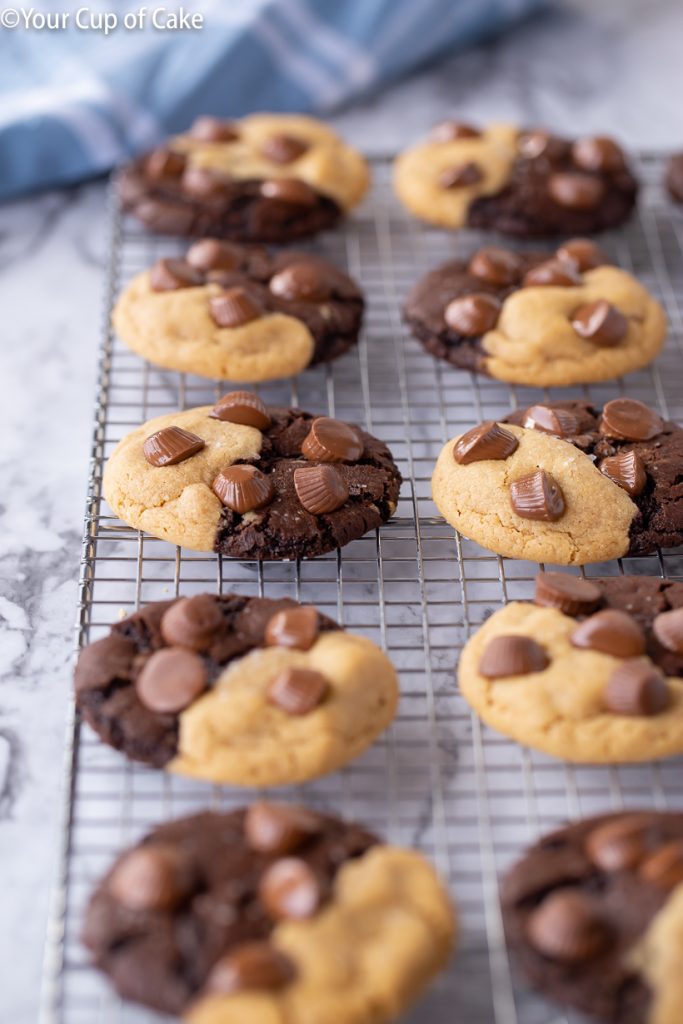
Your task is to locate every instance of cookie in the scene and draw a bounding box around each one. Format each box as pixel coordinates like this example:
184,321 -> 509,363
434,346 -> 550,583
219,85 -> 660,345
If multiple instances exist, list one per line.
119,113 -> 370,242
82,804 -> 455,1023
102,395 -> 402,559
75,594 -> 398,784
403,239 -> 665,386
665,152 -> 683,204
432,398 -> 683,564
113,242 -> 364,382
502,811 -> 683,1023
393,121 -> 638,236
458,573 -> 683,762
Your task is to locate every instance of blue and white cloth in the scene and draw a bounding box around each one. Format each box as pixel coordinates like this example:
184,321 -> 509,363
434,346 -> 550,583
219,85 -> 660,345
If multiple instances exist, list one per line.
0,0 -> 547,200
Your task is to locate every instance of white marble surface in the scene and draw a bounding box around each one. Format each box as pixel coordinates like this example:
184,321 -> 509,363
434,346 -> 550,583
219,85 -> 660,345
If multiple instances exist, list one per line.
1,1 -> 682,1021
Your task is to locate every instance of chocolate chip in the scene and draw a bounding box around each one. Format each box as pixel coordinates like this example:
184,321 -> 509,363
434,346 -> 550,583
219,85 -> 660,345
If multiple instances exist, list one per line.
522,258 -> 582,288
160,595 -> 223,652
244,802 -> 321,855
534,572 -> 602,617
293,465 -> 349,514
571,300 -> 628,347
599,449 -> 647,496
479,635 -> 549,678
444,293 -> 501,335
212,465 -> 274,514
600,398 -> 664,441
269,261 -> 332,302
209,287 -> 262,328
640,841 -> 683,889
206,942 -> 296,994
430,120 -> 481,142
556,238 -> 609,272
571,609 -> 646,658
585,814 -> 658,871
109,844 -> 195,912
146,148 -> 186,181
186,238 -> 240,273
142,426 -> 205,467
135,648 -> 207,713
517,130 -> 569,161
209,391 -> 271,429
260,134 -> 309,164
260,178 -> 317,206
468,247 -> 522,286
527,890 -> 611,962
438,162 -> 483,189
74,634 -> 136,693
267,667 -> 329,715
149,258 -> 205,292
182,166 -> 228,198
509,470 -> 565,522
259,857 -> 321,920
452,422 -> 518,465
522,404 -> 580,437
190,116 -> 239,143
548,172 -> 606,210
604,660 -> 670,716
572,136 -> 625,174
265,606 -> 319,651
653,608 -> 683,654
301,417 -> 363,463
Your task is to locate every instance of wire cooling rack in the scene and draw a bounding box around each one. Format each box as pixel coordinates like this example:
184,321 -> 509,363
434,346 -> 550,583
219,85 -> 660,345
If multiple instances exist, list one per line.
41,156 -> 683,1024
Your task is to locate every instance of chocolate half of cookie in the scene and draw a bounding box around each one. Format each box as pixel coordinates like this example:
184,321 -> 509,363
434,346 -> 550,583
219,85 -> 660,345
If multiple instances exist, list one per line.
467,128 -> 638,236
149,240 -> 364,367
506,399 -> 683,555
82,806 -> 378,1016
74,594 -> 338,767
502,811 -> 683,1023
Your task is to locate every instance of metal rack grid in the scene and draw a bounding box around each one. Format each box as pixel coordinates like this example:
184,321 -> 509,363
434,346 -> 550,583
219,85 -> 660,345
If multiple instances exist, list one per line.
42,155 -> 683,1024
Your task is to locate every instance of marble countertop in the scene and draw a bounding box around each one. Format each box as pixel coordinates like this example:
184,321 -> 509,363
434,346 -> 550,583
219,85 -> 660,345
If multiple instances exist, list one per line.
2,1 -> 682,1021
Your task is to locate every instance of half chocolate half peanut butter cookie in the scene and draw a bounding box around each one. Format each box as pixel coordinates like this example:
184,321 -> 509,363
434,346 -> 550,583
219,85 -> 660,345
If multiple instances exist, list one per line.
119,113 -> 370,242
82,805 -> 455,1023
113,240 -> 364,382
393,121 -> 638,236
403,239 -> 665,386
75,594 -> 398,784
102,394 -> 402,559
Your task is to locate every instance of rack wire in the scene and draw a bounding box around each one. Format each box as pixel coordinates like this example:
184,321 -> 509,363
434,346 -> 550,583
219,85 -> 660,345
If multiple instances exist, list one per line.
41,156 -> 683,1024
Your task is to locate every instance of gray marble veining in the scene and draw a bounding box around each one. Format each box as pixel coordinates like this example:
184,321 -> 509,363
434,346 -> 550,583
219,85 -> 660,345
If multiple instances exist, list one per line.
1,1 -> 682,1021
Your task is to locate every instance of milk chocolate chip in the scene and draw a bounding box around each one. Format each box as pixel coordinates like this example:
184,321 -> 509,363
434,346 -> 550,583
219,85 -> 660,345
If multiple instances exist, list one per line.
267,667 -> 329,715
571,609 -> 646,657
599,449 -> 647,497
209,287 -> 262,328
522,259 -> 582,288
261,134 -> 309,164
479,635 -> 549,678
245,802 -> 321,856
600,398 -> 664,441
444,293 -> 501,335
653,608 -> 683,654
301,417 -> 363,463
571,300 -> 627,347
604,660 -> 669,716
293,465 -> 349,514
209,391 -> 271,429
522,404 -> 579,437
143,426 -> 205,467
438,162 -> 483,189
548,173 -> 606,210
509,470 -> 565,522
206,942 -> 295,994
259,857 -> 321,921
212,465 -> 274,514
468,247 -> 522,286
527,890 -> 611,962
160,595 -> 223,652
269,261 -> 332,302
135,648 -> 207,713
150,258 -> 205,292
260,178 -> 317,206
264,606 -> 319,651
452,422 -> 518,465
534,572 -> 602,617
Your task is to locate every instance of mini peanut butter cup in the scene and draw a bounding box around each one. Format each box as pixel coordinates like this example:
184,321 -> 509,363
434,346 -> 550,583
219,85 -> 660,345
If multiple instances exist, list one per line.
143,426 -> 205,467
534,572 -> 602,616
479,635 -> 549,678
509,470 -> 565,522
599,449 -> 647,496
209,391 -> 271,429
571,609 -> 646,658
212,465 -> 274,514
453,422 -> 518,465
293,465 -> 349,514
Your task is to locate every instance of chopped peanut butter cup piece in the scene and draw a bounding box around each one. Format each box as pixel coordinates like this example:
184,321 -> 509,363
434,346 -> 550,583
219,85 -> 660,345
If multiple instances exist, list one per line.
522,404 -> 579,437
265,606 -> 319,651
150,258 -> 204,292
209,287 -> 262,328
267,667 -> 329,715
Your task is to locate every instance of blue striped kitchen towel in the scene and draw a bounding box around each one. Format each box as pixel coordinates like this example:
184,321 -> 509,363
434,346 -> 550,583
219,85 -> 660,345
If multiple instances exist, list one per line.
0,0 -> 547,200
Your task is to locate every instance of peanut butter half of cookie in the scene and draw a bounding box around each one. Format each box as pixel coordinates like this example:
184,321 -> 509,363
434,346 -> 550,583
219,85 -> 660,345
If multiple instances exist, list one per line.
119,113 -> 370,242
74,594 -> 399,785
458,573 -> 683,762
403,238 -> 665,386
432,398 -> 683,564
502,810 -> 683,1023
102,394 -> 402,559
393,120 -> 637,235
82,805 -> 455,1024
113,241 -> 364,382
